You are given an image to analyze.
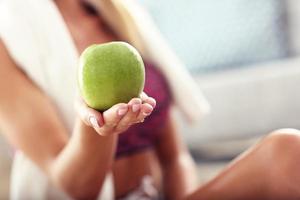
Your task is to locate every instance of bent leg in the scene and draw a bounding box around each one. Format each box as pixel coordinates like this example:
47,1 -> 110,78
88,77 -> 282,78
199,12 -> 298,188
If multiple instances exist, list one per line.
186,129 -> 300,200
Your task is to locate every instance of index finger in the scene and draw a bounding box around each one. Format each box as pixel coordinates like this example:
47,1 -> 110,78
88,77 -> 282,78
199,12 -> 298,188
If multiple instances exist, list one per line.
140,92 -> 156,108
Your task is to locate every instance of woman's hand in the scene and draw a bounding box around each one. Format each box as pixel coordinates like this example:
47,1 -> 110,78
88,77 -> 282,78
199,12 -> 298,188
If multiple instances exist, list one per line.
76,92 -> 156,136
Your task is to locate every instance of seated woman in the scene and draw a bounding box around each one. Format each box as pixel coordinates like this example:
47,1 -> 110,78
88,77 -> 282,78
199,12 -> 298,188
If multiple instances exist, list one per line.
0,0 -> 300,200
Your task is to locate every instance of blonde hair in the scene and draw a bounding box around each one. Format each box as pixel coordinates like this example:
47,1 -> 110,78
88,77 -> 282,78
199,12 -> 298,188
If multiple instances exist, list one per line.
90,0 -> 147,57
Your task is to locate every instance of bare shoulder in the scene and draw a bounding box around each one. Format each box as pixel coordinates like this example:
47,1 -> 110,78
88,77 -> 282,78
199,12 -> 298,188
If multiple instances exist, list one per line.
0,39 -> 37,107
0,39 -> 18,73
0,39 -> 26,99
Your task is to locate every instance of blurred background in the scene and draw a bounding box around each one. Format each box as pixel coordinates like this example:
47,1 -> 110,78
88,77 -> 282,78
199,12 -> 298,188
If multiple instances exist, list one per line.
1,0 -> 300,198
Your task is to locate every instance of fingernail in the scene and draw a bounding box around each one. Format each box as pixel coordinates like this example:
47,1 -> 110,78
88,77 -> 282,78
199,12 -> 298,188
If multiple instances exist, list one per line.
149,98 -> 156,108
143,112 -> 151,116
89,116 -> 100,128
132,104 -> 140,112
118,107 -> 128,116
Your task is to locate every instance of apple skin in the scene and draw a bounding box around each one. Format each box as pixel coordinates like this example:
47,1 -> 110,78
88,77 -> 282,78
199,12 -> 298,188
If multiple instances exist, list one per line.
78,41 -> 145,111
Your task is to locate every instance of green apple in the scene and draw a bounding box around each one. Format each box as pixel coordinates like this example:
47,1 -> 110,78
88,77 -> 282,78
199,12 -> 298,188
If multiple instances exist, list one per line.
78,42 -> 145,111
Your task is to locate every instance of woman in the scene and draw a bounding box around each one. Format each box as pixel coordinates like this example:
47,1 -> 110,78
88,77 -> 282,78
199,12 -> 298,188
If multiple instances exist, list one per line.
1,0 -> 300,200
0,0 -> 200,199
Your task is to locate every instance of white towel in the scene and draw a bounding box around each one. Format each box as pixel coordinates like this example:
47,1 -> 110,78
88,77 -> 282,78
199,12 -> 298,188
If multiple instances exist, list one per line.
0,0 -> 113,199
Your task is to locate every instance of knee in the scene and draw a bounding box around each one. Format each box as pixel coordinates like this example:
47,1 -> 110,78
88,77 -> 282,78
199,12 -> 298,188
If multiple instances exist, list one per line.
265,128 -> 300,150
260,129 -> 300,196
261,128 -> 300,165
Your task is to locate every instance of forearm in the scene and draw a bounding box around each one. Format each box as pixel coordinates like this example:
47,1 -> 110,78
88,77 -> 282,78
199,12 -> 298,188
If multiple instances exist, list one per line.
49,119 -> 117,199
162,154 -> 198,200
